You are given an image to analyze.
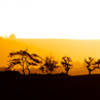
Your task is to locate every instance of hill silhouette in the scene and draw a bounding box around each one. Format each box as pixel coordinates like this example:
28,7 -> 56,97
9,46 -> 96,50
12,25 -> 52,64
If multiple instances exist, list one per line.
0,71 -> 100,99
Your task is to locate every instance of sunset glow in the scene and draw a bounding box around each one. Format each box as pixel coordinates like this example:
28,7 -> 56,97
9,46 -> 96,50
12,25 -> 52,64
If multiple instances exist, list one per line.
1,1 -> 100,98
0,0 -> 100,39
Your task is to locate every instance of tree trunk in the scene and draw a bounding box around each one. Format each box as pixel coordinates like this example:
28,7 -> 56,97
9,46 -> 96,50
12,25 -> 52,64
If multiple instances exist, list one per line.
22,66 -> 25,75
98,64 -> 100,69
22,57 -> 25,75
27,67 -> 30,75
89,71 -> 91,75
25,58 -> 30,75
66,71 -> 69,76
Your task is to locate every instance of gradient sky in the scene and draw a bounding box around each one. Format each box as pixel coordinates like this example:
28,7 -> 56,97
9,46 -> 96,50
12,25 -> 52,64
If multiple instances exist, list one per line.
0,0 -> 100,39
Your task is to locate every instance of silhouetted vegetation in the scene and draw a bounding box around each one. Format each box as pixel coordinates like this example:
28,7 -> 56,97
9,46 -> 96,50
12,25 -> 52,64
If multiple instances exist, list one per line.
9,33 -> 16,40
8,50 -> 42,75
39,57 -> 58,74
61,56 -> 72,76
94,59 -> 100,69
84,57 -> 99,75
2,49 -> 100,99
6,49 -> 100,76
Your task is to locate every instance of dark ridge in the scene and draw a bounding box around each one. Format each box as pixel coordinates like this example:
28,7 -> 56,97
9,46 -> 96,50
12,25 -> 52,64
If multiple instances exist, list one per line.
0,71 -> 100,99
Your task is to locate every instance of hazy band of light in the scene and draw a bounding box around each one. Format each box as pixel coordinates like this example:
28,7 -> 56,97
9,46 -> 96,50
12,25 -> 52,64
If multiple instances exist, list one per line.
1,32 -> 100,40
0,0 -> 100,39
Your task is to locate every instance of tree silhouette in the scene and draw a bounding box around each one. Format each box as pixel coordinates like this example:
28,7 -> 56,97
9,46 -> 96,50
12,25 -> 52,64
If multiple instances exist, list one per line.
40,57 -> 58,74
39,66 -> 45,73
93,59 -> 100,69
8,50 -> 42,75
61,56 -> 72,76
85,57 -> 98,75
9,33 -> 16,40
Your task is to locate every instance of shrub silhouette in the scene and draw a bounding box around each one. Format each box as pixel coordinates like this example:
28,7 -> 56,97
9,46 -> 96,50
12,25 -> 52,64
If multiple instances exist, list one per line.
8,50 -> 42,75
61,56 -> 72,76
84,57 -> 98,75
39,57 -> 58,74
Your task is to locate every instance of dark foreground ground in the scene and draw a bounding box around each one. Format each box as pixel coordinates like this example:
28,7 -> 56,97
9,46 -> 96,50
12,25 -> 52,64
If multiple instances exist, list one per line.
0,71 -> 100,100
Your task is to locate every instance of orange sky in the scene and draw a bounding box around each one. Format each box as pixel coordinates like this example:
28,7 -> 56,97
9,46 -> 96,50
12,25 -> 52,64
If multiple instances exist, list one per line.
1,37 -> 100,75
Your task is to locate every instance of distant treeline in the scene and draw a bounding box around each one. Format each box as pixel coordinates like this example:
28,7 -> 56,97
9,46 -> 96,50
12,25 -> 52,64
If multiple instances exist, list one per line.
0,33 -> 16,39
7,50 -> 100,76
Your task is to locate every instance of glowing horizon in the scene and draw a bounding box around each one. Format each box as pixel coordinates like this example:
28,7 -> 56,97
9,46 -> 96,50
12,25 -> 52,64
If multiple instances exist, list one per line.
1,32 -> 100,40
0,0 -> 100,39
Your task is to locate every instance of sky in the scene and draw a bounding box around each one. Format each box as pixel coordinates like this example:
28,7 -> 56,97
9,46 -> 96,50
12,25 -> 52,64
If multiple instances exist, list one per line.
0,0 -> 100,39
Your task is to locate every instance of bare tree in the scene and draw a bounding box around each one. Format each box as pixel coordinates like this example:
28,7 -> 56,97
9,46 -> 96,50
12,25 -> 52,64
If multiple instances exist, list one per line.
8,50 -> 42,75
85,57 -> 98,75
61,56 -> 72,76
39,57 -> 58,74
94,59 -> 100,69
